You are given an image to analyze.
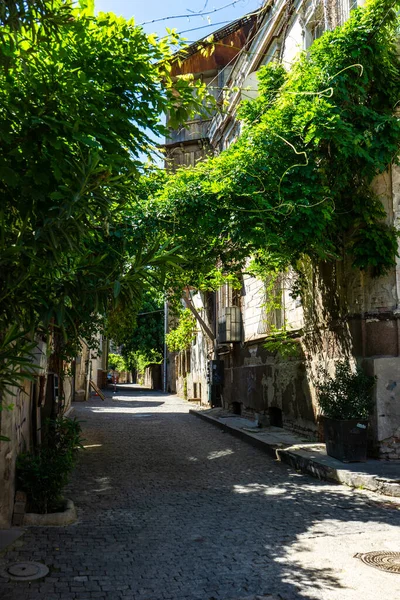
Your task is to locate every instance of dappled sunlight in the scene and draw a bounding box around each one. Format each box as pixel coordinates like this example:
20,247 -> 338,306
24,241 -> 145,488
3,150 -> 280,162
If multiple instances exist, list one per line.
68,385 -> 400,600
207,449 -> 234,460
274,520 -> 400,599
111,397 -> 165,405
89,407 -> 154,416
82,444 -> 103,449
233,483 -> 287,496
93,476 -> 112,493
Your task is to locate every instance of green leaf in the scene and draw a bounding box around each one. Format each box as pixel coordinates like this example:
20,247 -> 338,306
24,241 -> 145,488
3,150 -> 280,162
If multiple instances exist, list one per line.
113,280 -> 121,298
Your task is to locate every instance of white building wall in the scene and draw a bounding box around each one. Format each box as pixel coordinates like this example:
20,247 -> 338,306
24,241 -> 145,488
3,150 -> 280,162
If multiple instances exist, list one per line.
242,276 -> 266,342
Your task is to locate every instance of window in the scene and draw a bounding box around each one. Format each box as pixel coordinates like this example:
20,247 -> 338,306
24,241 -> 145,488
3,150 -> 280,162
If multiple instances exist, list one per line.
303,1 -> 325,50
216,282 -> 241,311
257,276 -> 284,335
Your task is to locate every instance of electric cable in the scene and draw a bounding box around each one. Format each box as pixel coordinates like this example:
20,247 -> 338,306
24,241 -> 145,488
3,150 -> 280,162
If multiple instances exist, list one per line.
139,0 -> 254,26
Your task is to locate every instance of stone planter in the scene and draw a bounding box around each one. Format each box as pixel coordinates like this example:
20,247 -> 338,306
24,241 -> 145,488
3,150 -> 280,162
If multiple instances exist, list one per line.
324,417 -> 369,463
23,499 -> 77,527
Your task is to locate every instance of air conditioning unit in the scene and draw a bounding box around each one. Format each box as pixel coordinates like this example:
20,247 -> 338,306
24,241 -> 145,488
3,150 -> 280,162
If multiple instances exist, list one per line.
218,306 -> 241,343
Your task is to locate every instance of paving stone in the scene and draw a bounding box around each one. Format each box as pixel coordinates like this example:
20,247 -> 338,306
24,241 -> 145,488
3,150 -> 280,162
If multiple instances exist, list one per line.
0,386 -> 399,600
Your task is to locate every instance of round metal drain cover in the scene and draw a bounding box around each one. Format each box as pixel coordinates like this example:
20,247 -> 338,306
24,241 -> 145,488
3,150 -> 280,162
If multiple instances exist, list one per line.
2,561 -> 49,581
355,551 -> 400,574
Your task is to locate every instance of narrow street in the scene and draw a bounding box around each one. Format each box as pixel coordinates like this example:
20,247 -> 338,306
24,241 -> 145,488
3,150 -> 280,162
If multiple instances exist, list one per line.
1,385 -> 399,600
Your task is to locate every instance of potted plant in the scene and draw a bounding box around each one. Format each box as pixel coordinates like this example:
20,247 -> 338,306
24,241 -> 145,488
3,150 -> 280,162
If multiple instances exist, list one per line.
16,416 -> 83,524
316,361 -> 376,462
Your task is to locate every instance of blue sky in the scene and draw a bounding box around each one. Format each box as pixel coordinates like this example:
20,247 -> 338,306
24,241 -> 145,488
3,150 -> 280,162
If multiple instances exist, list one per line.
93,1 -> 264,159
95,0 -> 264,40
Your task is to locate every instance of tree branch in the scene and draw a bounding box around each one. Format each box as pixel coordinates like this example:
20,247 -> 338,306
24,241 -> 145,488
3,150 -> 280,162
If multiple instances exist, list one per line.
182,287 -> 216,342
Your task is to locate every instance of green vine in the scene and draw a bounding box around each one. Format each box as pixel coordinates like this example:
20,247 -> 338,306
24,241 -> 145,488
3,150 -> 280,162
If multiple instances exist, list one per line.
165,309 -> 197,352
151,0 -> 400,287
263,325 -> 302,359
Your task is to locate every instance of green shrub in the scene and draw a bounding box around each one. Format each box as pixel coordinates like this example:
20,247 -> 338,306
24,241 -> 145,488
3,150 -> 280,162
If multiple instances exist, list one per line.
165,309 -> 196,352
17,417 -> 83,514
108,353 -> 126,372
126,348 -> 162,376
316,361 -> 376,420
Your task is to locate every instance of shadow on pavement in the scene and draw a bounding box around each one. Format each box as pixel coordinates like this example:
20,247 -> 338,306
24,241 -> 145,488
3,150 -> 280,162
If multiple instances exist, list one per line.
1,386 -> 399,600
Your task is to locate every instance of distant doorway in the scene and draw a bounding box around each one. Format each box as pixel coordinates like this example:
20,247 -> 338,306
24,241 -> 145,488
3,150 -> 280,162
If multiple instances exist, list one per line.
231,402 -> 241,415
269,407 -> 283,428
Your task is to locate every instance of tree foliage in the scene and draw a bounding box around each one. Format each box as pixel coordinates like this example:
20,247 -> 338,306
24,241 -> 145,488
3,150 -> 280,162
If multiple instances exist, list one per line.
117,287 -> 164,374
0,0 -> 209,390
0,0 -> 75,40
144,0 -> 400,292
108,353 -> 126,373
166,309 -> 197,352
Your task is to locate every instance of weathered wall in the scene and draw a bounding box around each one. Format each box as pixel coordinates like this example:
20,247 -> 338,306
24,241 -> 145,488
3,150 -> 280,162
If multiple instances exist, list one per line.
168,0 -> 400,457
174,334 -> 210,404
167,351 -> 177,394
222,341 -> 316,435
219,228 -> 400,456
144,364 -> 162,391
369,357 -> 400,458
0,334 -> 105,527
0,381 -> 33,529
210,3 -> 400,457
74,336 -> 108,400
117,371 -> 132,384
63,376 -> 73,414
74,343 -> 89,401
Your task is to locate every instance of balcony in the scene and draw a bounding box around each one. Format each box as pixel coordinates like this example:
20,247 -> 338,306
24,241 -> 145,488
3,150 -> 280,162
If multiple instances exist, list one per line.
165,119 -> 212,146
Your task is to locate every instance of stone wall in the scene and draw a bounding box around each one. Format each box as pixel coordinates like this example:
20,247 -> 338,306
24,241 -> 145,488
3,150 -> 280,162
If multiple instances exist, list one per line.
218,239 -> 400,457
221,341 -> 317,437
0,381 -> 33,529
144,364 -> 162,391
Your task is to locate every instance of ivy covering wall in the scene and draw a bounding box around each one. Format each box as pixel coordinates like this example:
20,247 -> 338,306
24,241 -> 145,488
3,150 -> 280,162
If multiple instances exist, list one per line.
147,0 -> 400,292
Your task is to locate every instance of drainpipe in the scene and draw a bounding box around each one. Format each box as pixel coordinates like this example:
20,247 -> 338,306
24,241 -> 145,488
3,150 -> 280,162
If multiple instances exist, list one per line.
163,298 -> 168,393
213,291 -> 218,360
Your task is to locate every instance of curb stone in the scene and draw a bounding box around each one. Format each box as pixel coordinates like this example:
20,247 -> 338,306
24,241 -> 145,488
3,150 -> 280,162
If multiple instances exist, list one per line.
190,409 -> 400,498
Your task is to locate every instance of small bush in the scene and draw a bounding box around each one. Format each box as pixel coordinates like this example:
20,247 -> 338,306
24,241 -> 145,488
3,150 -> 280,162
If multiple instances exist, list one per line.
108,353 -> 126,372
316,361 -> 376,420
17,417 -> 83,514
165,309 -> 196,352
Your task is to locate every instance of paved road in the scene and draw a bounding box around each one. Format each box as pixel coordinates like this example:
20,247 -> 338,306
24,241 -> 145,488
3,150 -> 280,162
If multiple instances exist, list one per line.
1,385 -> 399,600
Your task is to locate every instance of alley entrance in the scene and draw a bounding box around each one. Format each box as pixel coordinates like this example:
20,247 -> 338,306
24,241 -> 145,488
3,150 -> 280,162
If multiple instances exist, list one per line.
0,385 -> 399,600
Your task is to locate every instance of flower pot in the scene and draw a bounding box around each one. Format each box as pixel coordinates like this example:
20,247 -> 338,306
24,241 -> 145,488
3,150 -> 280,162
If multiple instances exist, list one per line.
323,417 -> 368,462
23,499 -> 77,527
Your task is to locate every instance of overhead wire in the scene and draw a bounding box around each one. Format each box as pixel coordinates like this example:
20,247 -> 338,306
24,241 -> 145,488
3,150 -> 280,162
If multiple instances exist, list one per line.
178,20 -> 232,35
157,1 -> 270,41
139,0 -> 252,26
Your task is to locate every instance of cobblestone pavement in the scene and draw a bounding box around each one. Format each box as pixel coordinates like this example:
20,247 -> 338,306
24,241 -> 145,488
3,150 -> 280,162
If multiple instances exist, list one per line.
1,385 -> 399,600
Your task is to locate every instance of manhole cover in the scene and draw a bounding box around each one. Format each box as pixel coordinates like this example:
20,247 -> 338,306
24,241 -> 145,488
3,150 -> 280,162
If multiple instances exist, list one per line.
1,561 -> 49,581
355,551 -> 400,574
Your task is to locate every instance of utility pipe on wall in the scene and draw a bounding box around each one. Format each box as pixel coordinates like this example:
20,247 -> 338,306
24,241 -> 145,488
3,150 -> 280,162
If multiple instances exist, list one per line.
163,298 -> 168,393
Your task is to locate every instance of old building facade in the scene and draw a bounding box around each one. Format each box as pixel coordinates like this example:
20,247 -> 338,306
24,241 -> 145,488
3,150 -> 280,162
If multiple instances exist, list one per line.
166,0 -> 400,459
